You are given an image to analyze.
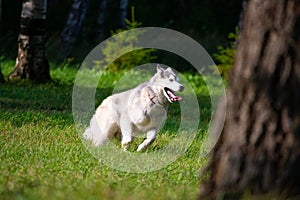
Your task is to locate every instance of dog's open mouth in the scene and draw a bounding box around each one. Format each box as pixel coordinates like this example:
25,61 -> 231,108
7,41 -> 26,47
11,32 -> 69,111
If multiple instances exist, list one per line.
164,88 -> 182,103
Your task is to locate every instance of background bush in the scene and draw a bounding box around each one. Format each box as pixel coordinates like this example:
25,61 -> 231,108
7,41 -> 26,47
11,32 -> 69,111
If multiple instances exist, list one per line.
213,28 -> 238,80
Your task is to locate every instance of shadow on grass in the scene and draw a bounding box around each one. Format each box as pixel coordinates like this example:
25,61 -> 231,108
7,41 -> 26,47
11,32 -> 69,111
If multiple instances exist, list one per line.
0,81 -> 115,127
0,80 -> 212,135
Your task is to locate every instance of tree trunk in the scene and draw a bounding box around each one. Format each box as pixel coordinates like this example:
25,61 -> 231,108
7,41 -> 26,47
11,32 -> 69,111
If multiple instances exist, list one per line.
9,0 -> 51,83
200,0 -> 300,199
0,69 -> 4,83
95,0 -> 128,42
60,0 -> 89,55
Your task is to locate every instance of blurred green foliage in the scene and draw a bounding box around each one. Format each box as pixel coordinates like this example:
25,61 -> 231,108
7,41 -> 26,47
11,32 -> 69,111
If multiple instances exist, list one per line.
213,27 -> 238,80
93,18 -> 156,71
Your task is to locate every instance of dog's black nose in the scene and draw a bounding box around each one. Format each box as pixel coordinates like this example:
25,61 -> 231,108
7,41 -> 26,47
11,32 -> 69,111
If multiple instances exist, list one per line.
179,85 -> 185,92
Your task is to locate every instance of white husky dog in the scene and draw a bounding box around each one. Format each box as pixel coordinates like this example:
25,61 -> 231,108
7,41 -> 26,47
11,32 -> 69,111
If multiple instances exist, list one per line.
83,65 -> 184,151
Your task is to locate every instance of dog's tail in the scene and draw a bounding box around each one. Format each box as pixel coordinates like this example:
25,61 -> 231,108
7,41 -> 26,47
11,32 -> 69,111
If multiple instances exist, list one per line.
83,114 -> 107,146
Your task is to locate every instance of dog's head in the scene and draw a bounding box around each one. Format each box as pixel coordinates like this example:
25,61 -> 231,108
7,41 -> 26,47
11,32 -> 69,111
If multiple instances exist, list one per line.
151,65 -> 185,103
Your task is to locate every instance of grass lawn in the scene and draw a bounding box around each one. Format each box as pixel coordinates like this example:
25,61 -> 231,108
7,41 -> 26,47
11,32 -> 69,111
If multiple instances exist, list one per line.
0,60 -> 213,200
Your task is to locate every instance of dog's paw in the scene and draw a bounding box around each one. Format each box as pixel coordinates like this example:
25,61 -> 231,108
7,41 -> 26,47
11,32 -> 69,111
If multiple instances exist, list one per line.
137,144 -> 146,152
122,143 -> 129,151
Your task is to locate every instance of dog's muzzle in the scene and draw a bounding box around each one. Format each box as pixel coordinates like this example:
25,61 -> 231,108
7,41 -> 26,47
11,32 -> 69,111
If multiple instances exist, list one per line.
164,87 -> 183,103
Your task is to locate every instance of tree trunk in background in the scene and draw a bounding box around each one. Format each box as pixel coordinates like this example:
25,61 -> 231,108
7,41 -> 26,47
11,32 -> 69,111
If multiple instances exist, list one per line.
237,0 -> 247,32
9,0 -> 50,83
200,0 -> 300,199
60,0 -> 89,55
0,69 -> 4,83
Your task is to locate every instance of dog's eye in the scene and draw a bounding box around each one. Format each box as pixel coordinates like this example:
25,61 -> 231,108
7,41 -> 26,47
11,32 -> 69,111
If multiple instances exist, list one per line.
169,78 -> 174,82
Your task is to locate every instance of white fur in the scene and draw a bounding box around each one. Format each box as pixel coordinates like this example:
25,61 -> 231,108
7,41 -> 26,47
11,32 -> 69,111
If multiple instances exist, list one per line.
83,65 -> 184,151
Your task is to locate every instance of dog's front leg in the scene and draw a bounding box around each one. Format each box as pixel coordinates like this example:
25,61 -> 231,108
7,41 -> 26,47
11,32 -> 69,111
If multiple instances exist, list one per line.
120,116 -> 134,151
121,134 -> 133,151
137,130 -> 156,152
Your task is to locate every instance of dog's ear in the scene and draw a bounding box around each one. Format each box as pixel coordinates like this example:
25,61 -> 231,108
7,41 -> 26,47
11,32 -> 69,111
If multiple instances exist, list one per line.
166,67 -> 173,72
156,64 -> 165,73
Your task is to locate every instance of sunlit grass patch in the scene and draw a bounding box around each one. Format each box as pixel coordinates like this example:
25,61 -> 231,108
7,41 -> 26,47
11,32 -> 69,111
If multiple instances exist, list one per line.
0,60 -> 212,199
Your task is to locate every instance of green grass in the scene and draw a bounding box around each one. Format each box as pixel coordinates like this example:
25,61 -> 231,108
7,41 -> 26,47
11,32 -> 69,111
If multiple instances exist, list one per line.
0,61 -> 212,200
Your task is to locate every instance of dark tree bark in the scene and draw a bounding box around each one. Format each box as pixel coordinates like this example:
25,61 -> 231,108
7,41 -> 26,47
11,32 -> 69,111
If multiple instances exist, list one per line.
200,0 -> 300,199
9,0 -> 51,83
237,0 -> 247,32
0,69 -> 4,83
60,0 -> 89,54
95,0 -> 128,42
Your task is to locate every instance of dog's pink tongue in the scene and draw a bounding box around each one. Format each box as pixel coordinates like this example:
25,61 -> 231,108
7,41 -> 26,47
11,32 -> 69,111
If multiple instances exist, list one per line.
167,90 -> 183,101
175,96 -> 182,101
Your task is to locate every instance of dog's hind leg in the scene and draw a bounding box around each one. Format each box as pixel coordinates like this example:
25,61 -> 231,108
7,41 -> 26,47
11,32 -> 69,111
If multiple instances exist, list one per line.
137,129 -> 156,151
83,114 -> 108,146
84,105 -> 119,147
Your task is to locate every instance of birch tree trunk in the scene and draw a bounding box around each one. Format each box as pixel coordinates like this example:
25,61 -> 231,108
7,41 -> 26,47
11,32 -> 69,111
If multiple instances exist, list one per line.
9,0 -> 50,83
200,0 -> 300,199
